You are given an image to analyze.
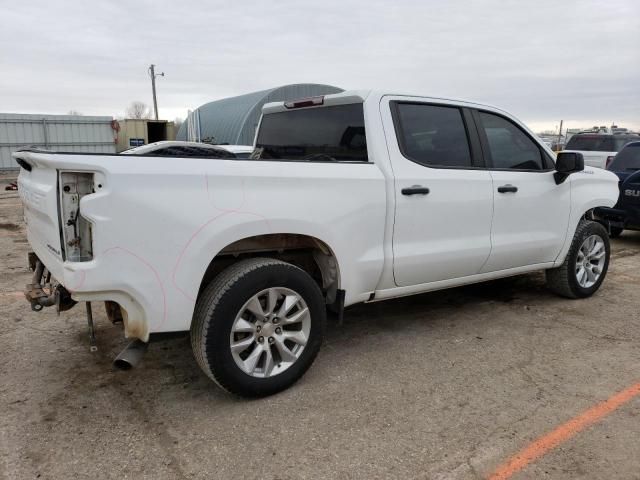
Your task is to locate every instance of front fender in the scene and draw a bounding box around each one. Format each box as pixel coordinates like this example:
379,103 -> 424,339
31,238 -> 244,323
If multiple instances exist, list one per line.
553,168 -> 619,266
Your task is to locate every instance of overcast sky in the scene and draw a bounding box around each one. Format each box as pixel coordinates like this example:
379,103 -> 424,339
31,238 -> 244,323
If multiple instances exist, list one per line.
1,0 -> 638,132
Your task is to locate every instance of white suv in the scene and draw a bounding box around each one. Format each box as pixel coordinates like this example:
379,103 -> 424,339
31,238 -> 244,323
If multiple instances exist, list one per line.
563,132 -> 640,169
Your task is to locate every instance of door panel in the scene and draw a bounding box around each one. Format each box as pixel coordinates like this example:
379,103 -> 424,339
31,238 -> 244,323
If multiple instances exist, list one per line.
383,100 -> 493,287
392,166 -> 494,285
474,110 -> 571,271
482,170 -> 570,272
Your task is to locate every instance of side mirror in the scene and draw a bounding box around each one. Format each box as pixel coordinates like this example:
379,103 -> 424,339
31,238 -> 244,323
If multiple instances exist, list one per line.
554,152 -> 584,184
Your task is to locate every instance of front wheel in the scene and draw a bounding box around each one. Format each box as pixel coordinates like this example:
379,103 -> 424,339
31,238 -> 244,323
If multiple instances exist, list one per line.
191,258 -> 326,397
546,220 -> 610,298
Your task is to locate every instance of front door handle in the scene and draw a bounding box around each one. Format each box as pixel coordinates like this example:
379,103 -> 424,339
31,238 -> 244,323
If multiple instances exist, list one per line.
497,184 -> 518,193
401,186 -> 430,196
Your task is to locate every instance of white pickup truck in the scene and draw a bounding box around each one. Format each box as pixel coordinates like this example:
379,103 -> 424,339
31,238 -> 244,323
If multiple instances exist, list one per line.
15,91 -> 619,397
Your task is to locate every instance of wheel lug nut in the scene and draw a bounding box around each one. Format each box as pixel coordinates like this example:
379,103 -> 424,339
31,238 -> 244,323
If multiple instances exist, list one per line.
275,327 -> 282,334
256,325 -> 261,332
258,336 -> 264,343
268,337 -> 274,344
273,318 -> 279,324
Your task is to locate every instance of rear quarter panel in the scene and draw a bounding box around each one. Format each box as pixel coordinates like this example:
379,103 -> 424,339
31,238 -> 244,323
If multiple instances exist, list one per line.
17,153 -> 387,335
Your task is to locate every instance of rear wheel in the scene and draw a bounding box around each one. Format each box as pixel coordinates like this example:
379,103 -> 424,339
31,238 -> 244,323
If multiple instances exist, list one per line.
546,220 -> 610,298
191,258 -> 326,397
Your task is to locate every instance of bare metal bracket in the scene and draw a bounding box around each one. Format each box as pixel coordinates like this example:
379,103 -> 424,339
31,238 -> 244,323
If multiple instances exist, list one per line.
86,302 -> 97,352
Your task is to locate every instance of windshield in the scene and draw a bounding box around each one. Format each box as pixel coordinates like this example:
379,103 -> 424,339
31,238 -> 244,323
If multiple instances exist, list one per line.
255,103 -> 368,162
565,135 -> 636,152
607,143 -> 640,171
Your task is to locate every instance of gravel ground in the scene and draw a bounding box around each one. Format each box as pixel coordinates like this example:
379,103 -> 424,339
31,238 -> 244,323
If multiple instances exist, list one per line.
1,172 -> 639,480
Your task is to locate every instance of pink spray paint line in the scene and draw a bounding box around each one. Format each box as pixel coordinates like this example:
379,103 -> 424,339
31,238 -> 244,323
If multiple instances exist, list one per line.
65,269 -> 87,293
64,247 -> 167,331
171,175 -> 273,302
102,246 -> 168,331
60,175 -> 270,330
171,210 -> 234,302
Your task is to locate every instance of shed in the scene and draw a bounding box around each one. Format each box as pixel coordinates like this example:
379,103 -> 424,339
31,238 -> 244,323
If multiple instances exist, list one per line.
116,119 -> 176,152
177,83 -> 343,145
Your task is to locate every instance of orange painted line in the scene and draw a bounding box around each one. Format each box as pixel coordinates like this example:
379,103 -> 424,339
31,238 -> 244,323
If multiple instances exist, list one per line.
489,382 -> 640,480
0,291 -> 23,298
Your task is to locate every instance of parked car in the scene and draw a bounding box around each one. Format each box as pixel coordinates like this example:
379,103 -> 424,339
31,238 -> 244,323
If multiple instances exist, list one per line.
562,132 -> 640,169
14,90 -> 619,397
597,141 -> 640,237
121,140 -> 237,158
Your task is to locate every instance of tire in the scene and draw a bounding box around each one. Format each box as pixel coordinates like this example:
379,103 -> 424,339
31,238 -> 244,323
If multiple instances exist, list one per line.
546,220 -> 610,299
609,226 -> 623,238
191,258 -> 326,398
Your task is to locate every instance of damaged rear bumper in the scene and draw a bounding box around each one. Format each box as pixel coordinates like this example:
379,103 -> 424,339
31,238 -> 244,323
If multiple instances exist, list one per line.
25,252 -> 76,312
24,251 -> 150,341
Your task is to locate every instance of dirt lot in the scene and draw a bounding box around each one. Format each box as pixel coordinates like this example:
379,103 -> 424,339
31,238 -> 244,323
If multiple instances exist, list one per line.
1,172 -> 639,480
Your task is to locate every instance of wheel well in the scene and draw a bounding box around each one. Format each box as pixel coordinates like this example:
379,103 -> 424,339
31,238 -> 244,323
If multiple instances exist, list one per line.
584,208 -> 597,221
198,234 -> 340,304
586,207 -> 612,227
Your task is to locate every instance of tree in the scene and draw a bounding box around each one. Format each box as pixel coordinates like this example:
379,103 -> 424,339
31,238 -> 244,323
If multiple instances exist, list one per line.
174,117 -> 184,132
67,110 -> 83,116
126,101 -> 152,119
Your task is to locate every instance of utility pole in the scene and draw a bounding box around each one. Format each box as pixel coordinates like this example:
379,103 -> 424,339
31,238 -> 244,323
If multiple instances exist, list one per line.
557,119 -> 563,152
148,64 -> 164,120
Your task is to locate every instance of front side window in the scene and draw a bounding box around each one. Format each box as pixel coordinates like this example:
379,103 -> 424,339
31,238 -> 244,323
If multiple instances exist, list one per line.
394,103 -> 472,168
478,112 -> 544,170
255,104 -> 368,162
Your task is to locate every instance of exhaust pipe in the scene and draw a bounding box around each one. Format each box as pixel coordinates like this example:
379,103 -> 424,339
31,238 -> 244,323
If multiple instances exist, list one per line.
113,339 -> 149,370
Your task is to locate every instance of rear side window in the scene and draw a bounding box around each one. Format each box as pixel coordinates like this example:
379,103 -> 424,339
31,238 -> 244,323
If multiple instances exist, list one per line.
608,143 -> 640,171
255,104 -> 367,162
478,112 -> 544,170
393,103 -> 472,168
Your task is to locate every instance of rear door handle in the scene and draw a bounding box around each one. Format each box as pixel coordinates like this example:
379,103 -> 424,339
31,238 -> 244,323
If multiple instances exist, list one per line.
401,186 -> 430,196
497,184 -> 518,193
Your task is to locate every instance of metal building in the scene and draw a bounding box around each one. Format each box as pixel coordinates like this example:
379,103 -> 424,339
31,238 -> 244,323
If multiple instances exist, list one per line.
177,83 -> 343,145
115,119 -> 177,152
0,113 -> 116,170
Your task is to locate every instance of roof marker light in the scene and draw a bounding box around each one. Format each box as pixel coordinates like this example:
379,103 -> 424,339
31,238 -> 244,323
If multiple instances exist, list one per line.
284,96 -> 325,109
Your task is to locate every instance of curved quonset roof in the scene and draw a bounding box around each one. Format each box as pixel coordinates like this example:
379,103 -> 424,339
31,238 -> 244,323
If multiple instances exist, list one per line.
177,83 -> 343,145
